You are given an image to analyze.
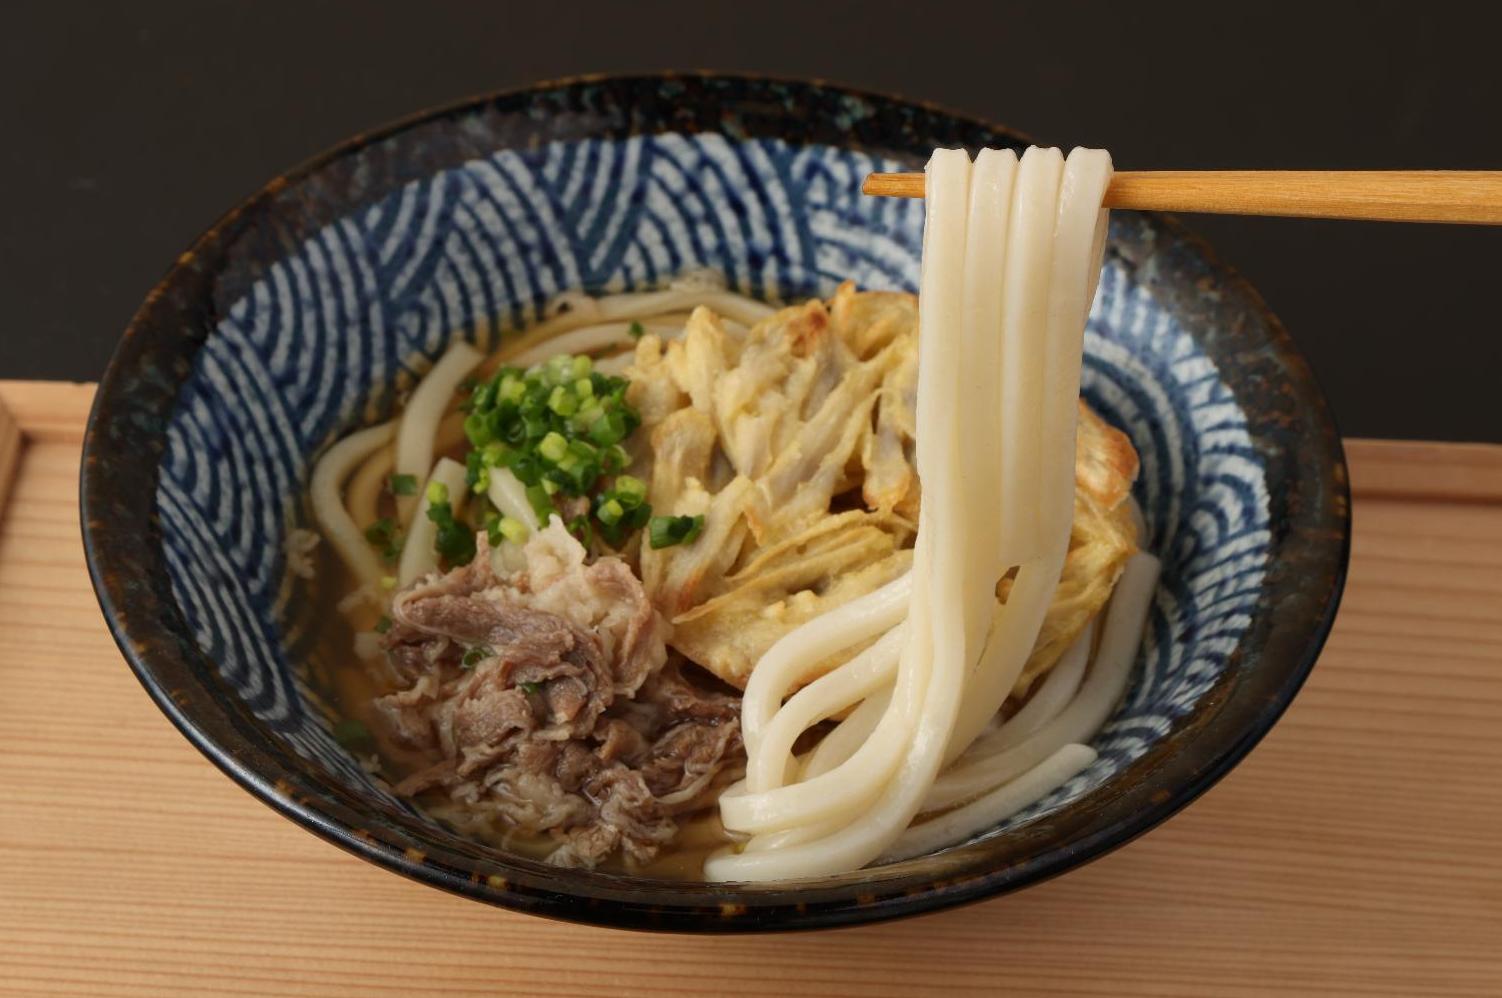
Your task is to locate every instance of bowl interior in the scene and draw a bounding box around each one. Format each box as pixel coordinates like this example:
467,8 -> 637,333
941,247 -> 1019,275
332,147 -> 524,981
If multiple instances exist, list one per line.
83,76 -> 1346,931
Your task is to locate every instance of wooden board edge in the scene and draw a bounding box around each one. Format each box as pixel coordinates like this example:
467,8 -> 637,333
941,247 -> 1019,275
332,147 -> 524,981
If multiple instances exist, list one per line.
0,380 -> 96,443
1344,438 -> 1502,504
0,389 -> 21,516
0,381 -> 94,523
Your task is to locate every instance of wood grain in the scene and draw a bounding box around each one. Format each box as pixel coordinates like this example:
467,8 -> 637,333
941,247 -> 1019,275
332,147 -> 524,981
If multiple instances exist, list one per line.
0,380 -> 96,443
0,389 -> 21,516
861,170 -> 1502,224
1346,438 -> 1502,502
3,382 -> 1500,997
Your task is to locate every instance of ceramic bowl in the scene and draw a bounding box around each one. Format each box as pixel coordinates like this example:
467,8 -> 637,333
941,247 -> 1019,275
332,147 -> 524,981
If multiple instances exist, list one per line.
82,74 -> 1349,932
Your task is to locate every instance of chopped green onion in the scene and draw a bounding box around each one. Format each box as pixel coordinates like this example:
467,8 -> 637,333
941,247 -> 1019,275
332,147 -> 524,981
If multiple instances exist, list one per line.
597,498 -> 625,526
589,409 -> 628,446
628,321 -> 645,339
380,575 -> 397,590
465,449 -> 491,494
426,480 -> 449,505
614,475 -> 647,506
466,377 -> 494,412
363,518 -> 392,545
453,351 -> 653,544
332,718 -> 373,750
518,681 -> 542,695
426,495 -> 476,566
544,354 -> 573,385
498,374 -> 525,404
602,444 -> 631,473
525,483 -> 554,519
374,615 -> 392,635
363,517 -> 402,560
497,516 -> 529,544
538,431 -> 568,463
506,451 -> 540,485
461,645 -> 493,669
547,384 -> 577,417
388,473 -> 418,497
463,409 -> 493,447
566,515 -> 593,546
648,514 -> 705,549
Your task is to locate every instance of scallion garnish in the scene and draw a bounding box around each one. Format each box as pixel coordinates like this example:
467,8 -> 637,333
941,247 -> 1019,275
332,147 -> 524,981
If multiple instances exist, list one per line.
461,645 -> 493,669
425,488 -> 476,567
496,516 -> 529,544
454,353 -> 651,545
363,517 -> 403,562
332,718 -> 373,750
648,513 -> 705,549
388,473 -> 418,496
518,681 -> 542,695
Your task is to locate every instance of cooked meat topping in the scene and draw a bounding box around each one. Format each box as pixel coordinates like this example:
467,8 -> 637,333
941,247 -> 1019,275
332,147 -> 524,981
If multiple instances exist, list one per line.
374,521 -> 742,868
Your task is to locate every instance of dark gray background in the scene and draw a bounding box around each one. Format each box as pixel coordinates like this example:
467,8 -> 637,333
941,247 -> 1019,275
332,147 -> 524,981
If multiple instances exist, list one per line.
4,1 -> 1499,440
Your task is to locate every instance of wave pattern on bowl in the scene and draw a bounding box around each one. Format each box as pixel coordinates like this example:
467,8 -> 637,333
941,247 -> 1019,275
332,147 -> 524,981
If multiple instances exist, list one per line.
154,133 -> 1270,846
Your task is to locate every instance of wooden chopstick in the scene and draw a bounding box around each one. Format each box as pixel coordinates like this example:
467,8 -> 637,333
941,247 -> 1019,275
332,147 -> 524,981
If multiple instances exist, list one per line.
861,170 -> 1502,224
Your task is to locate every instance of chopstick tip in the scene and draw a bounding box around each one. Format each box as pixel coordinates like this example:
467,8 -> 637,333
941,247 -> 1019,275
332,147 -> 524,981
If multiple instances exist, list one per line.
862,172 -> 923,198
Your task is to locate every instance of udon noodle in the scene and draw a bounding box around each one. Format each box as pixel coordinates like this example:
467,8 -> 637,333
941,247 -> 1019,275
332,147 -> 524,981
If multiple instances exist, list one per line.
306,145 -> 1157,880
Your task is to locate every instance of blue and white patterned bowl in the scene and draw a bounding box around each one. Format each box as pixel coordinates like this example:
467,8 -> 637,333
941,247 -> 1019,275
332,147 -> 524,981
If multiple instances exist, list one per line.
81,75 -> 1349,932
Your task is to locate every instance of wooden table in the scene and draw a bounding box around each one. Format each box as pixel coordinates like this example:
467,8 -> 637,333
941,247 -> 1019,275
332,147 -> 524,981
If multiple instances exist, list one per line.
2,380 -> 1499,997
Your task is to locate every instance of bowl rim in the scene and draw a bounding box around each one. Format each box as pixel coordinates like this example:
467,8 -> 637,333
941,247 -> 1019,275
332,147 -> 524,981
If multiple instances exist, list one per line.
80,71 -> 1350,933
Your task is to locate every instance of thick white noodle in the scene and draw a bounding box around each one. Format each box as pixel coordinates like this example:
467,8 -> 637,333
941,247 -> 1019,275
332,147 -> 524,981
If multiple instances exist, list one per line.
744,625 -> 905,793
506,321 -> 684,369
996,147 -> 1064,562
396,457 -> 470,586
511,287 -> 773,353
740,809 -> 858,854
715,608 -> 928,834
394,342 -> 483,524
710,146 -> 1119,881
739,572 -> 913,745
310,420 -> 396,592
945,148 -> 1115,763
590,352 -> 634,376
881,744 -> 1097,863
589,286 -> 773,326
954,148 -> 1015,659
708,148 -> 975,878
345,442 -> 394,534
802,689 -> 889,778
978,619 -> 1094,754
920,552 -> 1159,814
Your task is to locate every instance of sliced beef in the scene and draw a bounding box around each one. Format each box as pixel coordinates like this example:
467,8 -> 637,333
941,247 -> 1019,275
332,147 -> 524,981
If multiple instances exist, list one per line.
548,768 -> 676,868
371,522 -> 742,869
640,720 -> 744,809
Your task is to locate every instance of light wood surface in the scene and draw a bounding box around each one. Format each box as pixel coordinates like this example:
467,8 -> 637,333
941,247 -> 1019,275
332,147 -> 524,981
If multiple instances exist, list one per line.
0,386 -> 20,515
861,170 -> 1502,224
2,382 -> 1500,997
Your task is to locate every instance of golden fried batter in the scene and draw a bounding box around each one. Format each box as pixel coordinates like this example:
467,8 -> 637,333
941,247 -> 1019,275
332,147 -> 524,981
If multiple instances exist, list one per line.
627,282 -> 1138,693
